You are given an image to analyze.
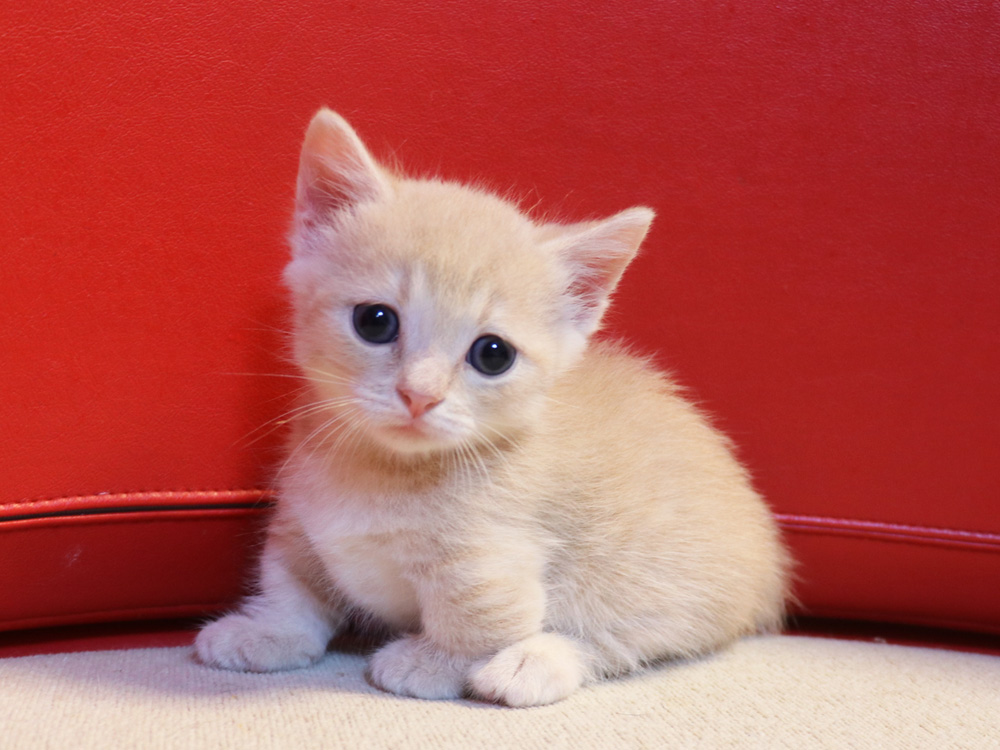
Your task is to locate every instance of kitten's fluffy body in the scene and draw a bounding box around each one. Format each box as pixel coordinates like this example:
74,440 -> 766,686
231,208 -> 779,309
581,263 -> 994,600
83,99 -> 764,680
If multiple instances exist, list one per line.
197,109 -> 790,706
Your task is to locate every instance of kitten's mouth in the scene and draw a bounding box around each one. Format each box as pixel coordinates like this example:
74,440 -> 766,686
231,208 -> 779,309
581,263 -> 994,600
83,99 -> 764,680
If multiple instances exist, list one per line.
381,417 -> 443,443
375,417 -> 457,454
386,421 -> 427,437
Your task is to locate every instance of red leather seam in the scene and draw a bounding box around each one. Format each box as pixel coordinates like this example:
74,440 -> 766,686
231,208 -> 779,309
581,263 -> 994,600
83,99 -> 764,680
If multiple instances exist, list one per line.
0,509 -> 267,533
5,488 -> 275,508
777,513 -> 1000,541
2,501 -> 996,548
776,513 -> 1000,552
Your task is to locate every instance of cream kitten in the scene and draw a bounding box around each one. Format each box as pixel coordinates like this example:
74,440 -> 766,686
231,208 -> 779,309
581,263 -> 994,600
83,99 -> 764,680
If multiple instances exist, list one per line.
196,108 -> 791,706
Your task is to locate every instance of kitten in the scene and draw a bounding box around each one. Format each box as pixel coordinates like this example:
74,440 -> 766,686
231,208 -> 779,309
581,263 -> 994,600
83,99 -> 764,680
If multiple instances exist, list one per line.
196,108 -> 791,706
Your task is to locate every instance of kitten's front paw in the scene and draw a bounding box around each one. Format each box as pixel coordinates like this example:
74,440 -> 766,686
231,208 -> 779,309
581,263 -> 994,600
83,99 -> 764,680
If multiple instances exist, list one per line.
368,635 -> 470,700
196,613 -> 328,673
468,633 -> 586,707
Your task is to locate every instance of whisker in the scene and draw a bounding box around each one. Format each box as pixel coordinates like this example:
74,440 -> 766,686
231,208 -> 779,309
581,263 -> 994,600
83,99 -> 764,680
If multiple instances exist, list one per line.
457,437 -> 490,488
472,424 -> 517,477
542,394 -> 580,410
299,364 -> 353,387
241,322 -> 294,337
277,410 -> 352,479
451,441 -> 473,490
239,394 -> 360,447
223,370 -> 352,392
223,371 -> 314,381
328,413 -> 368,464
293,395 -> 373,473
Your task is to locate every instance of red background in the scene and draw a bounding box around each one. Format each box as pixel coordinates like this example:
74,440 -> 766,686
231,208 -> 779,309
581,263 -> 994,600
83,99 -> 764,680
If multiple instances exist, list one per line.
2,2 -> 998,634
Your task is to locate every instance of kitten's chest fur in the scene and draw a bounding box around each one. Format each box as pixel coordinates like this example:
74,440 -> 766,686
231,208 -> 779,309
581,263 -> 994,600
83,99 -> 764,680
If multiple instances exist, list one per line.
317,527 -> 422,630
284,453 -> 473,630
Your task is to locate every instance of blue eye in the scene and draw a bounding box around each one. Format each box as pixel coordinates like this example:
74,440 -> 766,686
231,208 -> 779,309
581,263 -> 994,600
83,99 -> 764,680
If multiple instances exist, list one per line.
352,304 -> 399,344
467,335 -> 516,376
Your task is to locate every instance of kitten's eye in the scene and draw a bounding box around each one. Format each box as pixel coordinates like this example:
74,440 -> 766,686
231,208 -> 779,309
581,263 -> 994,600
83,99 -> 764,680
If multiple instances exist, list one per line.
467,335 -> 516,376
352,303 -> 399,344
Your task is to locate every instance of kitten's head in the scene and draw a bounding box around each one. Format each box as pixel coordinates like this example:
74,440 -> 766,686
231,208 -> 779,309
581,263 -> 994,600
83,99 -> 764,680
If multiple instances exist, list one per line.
285,108 -> 652,457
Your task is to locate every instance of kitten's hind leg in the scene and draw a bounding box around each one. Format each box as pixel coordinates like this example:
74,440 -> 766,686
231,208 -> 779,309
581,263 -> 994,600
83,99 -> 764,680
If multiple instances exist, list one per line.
468,633 -> 590,707
196,534 -> 341,673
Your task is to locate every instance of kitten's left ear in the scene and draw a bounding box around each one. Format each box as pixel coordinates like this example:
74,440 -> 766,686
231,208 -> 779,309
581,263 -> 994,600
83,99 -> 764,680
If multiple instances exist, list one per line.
547,207 -> 654,337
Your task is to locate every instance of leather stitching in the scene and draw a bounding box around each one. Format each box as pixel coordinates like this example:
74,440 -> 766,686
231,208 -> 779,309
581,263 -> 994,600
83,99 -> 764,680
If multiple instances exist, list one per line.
777,513 -> 1000,552
2,489 -> 274,511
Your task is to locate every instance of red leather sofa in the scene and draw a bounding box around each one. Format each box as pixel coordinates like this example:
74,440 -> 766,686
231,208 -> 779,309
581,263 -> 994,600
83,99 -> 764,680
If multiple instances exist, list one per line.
3,2 -> 998,648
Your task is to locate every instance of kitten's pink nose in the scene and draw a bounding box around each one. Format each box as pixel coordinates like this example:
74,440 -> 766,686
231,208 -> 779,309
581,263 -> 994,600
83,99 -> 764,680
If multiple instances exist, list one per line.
397,387 -> 442,419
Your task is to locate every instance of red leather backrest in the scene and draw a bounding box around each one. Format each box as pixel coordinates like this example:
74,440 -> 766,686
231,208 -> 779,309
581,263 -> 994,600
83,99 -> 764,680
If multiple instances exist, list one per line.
3,3 -> 998,633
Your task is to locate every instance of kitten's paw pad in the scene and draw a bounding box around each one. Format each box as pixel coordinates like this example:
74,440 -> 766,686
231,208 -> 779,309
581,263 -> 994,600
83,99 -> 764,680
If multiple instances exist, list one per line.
469,633 -> 585,707
368,635 -> 469,700
195,614 -> 327,672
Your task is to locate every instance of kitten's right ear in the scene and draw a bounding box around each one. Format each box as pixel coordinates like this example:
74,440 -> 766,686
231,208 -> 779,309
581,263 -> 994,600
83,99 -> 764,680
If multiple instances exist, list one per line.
295,108 -> 388,222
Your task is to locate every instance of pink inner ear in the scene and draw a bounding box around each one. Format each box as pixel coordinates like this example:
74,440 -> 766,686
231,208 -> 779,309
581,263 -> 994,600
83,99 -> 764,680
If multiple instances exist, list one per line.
557,207 -> 654,333
297,110 -> 383,217
565,252 -> 632,318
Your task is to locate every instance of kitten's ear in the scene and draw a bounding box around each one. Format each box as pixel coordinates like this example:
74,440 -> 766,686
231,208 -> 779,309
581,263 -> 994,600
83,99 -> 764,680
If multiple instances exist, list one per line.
295,108 -> 388,222
547,207 -> 654,337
